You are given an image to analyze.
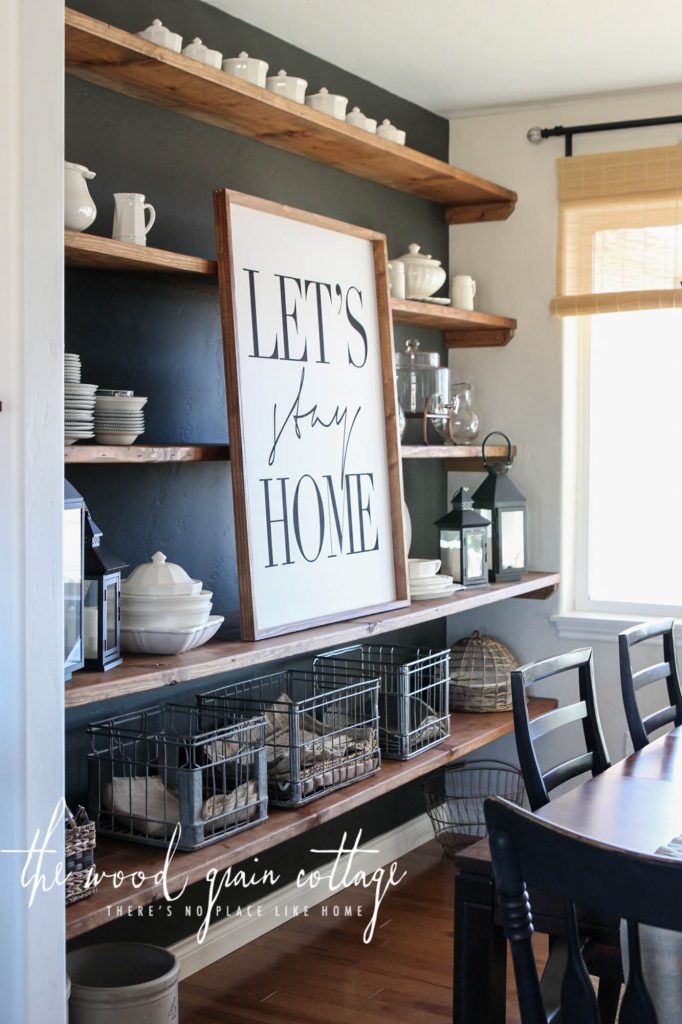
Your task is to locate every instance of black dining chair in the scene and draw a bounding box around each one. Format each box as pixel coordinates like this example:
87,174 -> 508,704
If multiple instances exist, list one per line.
511,647 -> 611,812
511,648 -> 620,1021
619,618 -> 682,752
485,794 -> 682,1024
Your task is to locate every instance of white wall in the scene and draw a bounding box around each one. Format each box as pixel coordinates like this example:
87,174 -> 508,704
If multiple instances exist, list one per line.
0,0 -> 65,1019
446,85 -> 682,763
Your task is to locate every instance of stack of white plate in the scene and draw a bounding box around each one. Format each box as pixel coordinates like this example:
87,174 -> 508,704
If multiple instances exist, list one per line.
408,558 -> 462,601
120,551 -> 223,655
65,355 -> 97,445
94,391 -> 148,445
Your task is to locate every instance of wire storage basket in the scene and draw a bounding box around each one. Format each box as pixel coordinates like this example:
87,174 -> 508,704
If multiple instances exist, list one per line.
449,632 -> 519,712
88,703 -> 268,851
315,644 -> 451,759
423,759 -> 525,858
198,668 -> 381,807
65,805 -> 97,906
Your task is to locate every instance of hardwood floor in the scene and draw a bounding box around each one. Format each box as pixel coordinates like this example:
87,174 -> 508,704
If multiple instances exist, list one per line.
179,839 -> 545,1023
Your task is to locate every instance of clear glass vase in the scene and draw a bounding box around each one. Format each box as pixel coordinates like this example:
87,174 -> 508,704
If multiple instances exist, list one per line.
448,383 -> 480,444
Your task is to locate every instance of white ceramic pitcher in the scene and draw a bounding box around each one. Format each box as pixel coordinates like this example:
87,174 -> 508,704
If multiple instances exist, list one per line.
65,162 -> 97,232
113,193 -> 156,246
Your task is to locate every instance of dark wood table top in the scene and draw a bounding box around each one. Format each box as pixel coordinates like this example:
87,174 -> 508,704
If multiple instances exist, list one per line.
535,728 -> 682,856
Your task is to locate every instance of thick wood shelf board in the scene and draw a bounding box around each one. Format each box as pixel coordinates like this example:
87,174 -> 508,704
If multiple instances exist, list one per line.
391,298 -> 516,337
65,696 -> 553,939
64,572 -> 558,708
401,443 -> 517,471
64,9 -> 516,220
65,230 -> 216,275
64,444 -> 229,464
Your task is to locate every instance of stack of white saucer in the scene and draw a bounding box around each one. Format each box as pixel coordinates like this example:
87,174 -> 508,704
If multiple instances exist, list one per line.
408,558 -> 462,601
94,390 -> 148,445
65,353 -> 97,445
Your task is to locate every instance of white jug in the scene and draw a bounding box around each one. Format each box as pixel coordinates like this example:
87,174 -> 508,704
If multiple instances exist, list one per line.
451,275 -> 477,311
112,193 -> 156,246
65,161 -> 97,232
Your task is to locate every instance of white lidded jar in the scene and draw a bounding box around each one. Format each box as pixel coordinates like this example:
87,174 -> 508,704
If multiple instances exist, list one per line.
64,161 -> 97,232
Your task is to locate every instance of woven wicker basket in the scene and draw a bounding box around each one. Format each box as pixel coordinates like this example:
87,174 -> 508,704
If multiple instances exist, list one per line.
449,631 -> 518,712
65,805 -> 97,906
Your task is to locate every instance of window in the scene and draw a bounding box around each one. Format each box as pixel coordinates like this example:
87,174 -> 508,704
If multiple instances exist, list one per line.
555,145 -> 682,621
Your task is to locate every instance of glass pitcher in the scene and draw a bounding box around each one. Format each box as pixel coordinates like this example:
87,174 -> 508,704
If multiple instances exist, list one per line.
449,383 -> 480,444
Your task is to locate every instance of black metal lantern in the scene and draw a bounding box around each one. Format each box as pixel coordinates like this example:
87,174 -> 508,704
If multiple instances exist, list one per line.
472,432 -> 528,583
83,513 -> 127,672
64,481 -> 86,682
434,487 -> 490,588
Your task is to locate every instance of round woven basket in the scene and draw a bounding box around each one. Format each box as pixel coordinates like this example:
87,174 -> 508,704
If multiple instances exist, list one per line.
449,631 -> 518,712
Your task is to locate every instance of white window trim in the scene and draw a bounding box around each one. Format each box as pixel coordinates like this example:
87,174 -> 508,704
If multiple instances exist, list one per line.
555,315 -> 682,640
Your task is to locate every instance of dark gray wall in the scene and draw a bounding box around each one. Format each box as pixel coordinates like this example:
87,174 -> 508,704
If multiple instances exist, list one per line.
65,0 -> 450,944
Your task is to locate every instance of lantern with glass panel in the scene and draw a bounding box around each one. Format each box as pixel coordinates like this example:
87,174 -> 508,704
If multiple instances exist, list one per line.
472,432 -> 528,583
434,487 -> 490,588
64,482 -> 86,682
83,512 -> 127,672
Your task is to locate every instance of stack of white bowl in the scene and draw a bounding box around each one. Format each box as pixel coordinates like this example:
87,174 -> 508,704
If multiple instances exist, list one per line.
94,390 -> 147,444
65,354 -> 97,444
121,551 -> 224,655
408,558 -> 461,601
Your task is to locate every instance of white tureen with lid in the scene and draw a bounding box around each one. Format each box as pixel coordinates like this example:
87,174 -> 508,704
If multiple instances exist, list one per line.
391,243 -> 447,299
122,551 -> 202,597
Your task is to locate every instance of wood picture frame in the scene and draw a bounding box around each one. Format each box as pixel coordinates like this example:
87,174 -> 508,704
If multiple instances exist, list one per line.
214,189 -> 408,641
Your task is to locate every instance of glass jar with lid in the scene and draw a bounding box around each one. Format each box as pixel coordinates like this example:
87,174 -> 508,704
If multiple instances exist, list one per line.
395,339 -> 449,416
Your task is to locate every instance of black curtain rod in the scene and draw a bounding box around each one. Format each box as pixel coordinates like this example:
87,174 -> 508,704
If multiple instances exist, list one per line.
527,115 -> 682,156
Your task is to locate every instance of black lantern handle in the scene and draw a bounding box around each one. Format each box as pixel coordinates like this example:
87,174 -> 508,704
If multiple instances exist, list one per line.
481,431 -> 514,471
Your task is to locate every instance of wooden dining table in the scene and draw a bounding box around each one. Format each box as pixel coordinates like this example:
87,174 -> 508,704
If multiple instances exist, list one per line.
453,727 -> 682,1023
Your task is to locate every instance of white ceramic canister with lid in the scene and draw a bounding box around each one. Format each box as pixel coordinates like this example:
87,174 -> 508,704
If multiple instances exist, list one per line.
222,51 -> 269,86
265,69 -> 308,103
137,19 -> 182,53
182,37 -> 222,69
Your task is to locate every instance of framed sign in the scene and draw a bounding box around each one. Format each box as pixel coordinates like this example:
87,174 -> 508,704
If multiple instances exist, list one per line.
214,189 -> 408,641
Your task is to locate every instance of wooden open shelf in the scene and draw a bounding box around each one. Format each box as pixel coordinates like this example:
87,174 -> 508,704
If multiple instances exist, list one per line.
64,444 -> 513,468
65,235 -> 516,344
66,695 -> 553,939
64,572 -> 558,708
391,298 -> 516,347
64,444 -> 229,464
64,8 -> 516,223
65,230 -> 215,275
401,443 -> 517,472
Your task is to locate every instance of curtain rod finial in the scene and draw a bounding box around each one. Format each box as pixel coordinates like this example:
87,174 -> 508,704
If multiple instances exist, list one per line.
527,127 -> 544,145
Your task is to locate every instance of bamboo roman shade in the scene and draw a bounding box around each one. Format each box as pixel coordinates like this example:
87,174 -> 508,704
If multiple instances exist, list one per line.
552,144 -> 682,317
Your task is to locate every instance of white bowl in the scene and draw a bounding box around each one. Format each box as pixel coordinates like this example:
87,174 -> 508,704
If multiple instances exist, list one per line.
95,396 -> 148,412
121,615 -> 224,655
121,589 -> 212,609
408,558 -> 441,579
121,603 -> 212,631
94,432 -> 142,445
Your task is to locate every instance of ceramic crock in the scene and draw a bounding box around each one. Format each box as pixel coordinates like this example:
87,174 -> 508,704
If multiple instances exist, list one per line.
222,51 -> 269,86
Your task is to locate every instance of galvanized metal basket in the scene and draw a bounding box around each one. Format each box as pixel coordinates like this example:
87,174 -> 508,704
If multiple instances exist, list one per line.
315,644 -> 451,759
423,759 -> 525,858
198,669 -> 380,807
88,703 -> 268,850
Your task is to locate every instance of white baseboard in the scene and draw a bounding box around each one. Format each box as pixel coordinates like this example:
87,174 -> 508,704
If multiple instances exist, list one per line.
171,812 -> 434,979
